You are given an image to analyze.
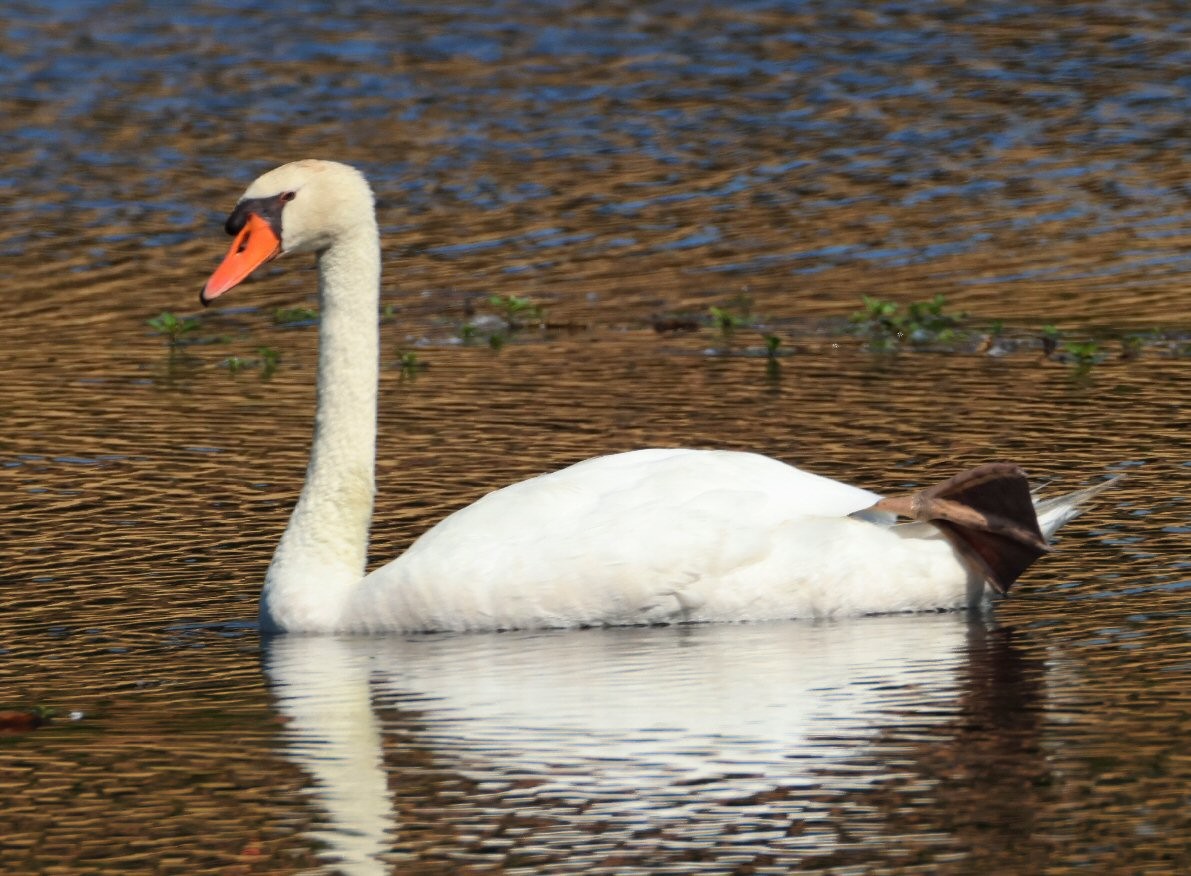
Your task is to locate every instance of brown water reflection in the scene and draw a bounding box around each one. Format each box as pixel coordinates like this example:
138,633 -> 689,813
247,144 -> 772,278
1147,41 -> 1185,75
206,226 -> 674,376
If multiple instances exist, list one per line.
1,0 -> 1190,872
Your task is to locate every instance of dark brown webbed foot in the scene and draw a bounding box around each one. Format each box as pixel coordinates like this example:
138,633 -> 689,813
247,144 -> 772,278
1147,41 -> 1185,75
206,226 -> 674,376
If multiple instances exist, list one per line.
873,463 -> 1048,594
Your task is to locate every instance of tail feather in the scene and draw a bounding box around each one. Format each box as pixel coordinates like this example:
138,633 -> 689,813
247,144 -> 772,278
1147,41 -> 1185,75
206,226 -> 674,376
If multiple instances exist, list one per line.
1034,477 -> 1120,540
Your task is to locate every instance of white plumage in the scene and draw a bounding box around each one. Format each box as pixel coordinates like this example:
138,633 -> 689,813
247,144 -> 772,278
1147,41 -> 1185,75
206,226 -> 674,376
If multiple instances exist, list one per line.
347,448 -> 971,633
199,160 -> 1109,635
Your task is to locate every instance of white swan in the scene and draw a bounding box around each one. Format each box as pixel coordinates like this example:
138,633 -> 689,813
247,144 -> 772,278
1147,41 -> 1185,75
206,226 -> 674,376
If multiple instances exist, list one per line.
200,159 -> 1110,635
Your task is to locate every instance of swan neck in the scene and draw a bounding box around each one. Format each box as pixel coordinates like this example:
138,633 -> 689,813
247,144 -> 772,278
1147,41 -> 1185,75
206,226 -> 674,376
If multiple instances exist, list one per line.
264,224 -> 380,627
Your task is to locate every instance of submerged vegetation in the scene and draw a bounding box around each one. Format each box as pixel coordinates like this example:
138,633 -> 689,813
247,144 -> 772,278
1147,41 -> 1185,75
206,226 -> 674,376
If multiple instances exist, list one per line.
708,294 -> 758,337
840,294 -> 1182,374
709,304 -> 750,335
257,346 -> 281,378
456,293 -> 550,349
763,333 -> 782,381
649,290 -> 1188,378
221,347 -> 280,377
849,293 -> 965,350
685,296 -> 794,379
147,312 -> 200,349
274,306 -> 318,325
395,349 -> 426,380
150,291 -> 1185,385
485,294 -> 545,327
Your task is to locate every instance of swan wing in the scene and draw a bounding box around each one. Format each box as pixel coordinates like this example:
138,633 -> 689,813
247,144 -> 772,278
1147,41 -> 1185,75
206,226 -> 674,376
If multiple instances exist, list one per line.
346,450 -> 966,632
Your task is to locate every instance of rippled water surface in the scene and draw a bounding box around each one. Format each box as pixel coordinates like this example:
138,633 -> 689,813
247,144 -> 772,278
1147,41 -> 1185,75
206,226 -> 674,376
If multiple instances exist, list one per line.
1,1 -> 1189,873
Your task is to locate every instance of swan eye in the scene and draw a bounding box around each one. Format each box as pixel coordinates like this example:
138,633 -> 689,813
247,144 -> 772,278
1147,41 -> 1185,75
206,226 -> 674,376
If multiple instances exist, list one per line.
281,191 -> 296,202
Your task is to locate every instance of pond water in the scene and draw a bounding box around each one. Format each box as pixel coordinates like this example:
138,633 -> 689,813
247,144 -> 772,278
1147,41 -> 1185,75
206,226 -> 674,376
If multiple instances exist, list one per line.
1,1 -> 1189,872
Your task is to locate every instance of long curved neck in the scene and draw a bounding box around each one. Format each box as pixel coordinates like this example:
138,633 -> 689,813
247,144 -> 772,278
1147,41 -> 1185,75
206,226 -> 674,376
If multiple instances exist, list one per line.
263,221 -> 380,630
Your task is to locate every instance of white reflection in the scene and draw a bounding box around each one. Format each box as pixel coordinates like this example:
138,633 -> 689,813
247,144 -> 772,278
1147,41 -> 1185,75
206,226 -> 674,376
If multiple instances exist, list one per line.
266,637 -> 393,876
265,614 -> 973,873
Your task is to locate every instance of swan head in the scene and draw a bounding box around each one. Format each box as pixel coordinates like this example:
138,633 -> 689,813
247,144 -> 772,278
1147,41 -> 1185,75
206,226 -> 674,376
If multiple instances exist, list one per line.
201,159 -> 375,305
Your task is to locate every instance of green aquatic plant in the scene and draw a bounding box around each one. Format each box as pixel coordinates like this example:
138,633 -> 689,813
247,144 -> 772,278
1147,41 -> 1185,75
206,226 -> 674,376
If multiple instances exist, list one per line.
219,349 -> 280,377
452,318 -> 509,349
395,350 -> 425,380
853,295 -> 899,326
763,333 -> 782,381
1038,324 -> 1107,372
1040,324 -> 1061,358
486,294 -> 544,326
763,333 -> 781,359
850,294 -> 966,349
709,305 -> 749,335
708,294 -> 757,335
274,306 -> 319,325
850,296 -> 902,351
904,293 -> 963,343
258,346 -> 280,378
456,319 -> 510,350
1062,340 -> 1104,370
147,311 -> 200,348
455,294 -> 545,347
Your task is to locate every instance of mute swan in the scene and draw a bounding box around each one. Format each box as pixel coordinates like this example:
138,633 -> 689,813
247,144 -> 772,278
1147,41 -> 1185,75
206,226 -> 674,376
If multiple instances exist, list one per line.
201,159 -> 1110,635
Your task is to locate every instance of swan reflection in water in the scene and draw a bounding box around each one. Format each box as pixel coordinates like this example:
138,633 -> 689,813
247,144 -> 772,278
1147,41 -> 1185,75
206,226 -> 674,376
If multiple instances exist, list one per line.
263,615 -> 1037,874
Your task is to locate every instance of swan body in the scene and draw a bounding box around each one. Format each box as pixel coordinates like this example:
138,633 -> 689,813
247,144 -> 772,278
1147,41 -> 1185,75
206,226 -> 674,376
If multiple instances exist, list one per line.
201,160 -> 1109,635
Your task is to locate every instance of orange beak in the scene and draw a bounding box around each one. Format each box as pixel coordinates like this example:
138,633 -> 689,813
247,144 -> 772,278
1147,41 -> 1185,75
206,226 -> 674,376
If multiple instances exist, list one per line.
201,213 -> 282,305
